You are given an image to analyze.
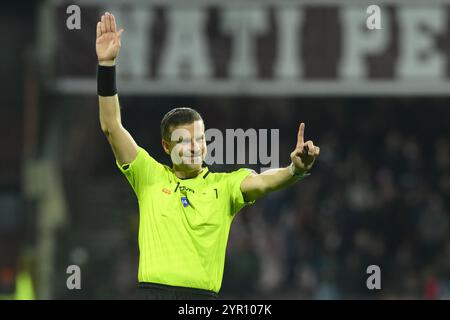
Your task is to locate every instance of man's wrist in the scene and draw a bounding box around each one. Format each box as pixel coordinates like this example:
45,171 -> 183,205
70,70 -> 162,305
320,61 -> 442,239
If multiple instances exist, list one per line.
98,60 -> 116,66
97,64 -> 117,96
288,162 -> 308,177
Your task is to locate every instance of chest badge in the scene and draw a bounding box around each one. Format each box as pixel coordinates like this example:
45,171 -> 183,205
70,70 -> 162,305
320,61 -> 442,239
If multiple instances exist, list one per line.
181,196 -> 190,207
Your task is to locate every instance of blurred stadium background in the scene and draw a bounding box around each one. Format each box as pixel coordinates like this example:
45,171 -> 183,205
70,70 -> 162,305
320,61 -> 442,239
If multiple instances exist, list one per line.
1,0 -> 450,299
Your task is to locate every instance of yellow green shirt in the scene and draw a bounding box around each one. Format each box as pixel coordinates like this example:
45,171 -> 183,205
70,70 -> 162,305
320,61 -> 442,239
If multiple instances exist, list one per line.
117,147 -> 255,293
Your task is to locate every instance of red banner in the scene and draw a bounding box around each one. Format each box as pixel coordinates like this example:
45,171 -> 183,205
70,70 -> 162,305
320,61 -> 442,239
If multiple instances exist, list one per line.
41,0 -> 450,95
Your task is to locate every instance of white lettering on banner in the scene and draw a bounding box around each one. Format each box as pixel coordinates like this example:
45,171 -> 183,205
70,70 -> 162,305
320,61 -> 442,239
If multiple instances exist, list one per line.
274,7 -> 303,79
339,6 -> 390,79
222,8 -> 268,78
48,1 -> 450,95
397,7 -> 446,79
104,6 -> 152,79
160,8 -> 211,78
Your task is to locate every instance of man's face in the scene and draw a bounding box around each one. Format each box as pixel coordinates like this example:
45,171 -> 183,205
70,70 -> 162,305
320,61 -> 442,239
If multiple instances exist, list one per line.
163,120 -> 207,172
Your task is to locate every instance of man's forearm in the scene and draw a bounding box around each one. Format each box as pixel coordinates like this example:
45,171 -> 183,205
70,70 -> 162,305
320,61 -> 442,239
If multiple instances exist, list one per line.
241,165 -> 309,201
258,165 -> 308,193
98,60 -> 122,134
99,94 -> 121,134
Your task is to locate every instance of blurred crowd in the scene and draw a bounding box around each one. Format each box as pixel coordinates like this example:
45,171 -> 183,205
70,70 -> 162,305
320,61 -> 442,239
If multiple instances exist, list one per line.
219,98 -> 450,299
222,100 -> 450,299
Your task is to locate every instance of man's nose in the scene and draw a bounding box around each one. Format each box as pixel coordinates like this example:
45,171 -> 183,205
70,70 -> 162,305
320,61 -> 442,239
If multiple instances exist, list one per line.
191,140 -> 201,154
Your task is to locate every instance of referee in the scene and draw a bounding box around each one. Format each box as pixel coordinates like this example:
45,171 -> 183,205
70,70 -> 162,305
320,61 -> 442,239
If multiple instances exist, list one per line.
96,12 -> 320,300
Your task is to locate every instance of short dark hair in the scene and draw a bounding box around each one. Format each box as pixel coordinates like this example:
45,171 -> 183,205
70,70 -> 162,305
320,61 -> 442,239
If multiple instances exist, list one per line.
160,107 -> 203,141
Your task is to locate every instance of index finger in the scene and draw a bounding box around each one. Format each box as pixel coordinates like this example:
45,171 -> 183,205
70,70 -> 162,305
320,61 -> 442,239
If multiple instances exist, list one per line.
297,122 -> 305,148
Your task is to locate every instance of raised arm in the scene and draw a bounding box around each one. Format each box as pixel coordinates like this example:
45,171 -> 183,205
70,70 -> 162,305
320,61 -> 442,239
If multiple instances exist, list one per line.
240,122 -> 320,202
96,12 -> 138,165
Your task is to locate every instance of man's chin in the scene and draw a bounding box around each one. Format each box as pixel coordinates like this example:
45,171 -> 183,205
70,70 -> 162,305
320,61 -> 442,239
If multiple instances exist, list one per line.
181,161 -> 203,172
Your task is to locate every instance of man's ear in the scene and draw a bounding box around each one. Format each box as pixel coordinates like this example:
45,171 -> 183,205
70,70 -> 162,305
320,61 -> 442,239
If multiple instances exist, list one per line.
162,139 -> 170,155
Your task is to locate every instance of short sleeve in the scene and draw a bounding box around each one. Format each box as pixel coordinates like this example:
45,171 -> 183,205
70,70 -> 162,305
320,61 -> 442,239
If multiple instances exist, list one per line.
227,168 -> 256,215
116,147 -> 165,196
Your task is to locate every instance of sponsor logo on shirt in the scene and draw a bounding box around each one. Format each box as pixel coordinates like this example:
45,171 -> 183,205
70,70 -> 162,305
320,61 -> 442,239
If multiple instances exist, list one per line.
174,182 -> 195,194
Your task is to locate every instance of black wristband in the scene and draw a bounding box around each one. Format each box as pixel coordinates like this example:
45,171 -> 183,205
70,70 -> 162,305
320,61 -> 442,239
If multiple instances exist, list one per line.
97,65 -> 117,96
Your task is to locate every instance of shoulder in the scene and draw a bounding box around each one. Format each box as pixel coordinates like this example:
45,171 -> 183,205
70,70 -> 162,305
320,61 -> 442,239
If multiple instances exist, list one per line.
117,146 -> 166,175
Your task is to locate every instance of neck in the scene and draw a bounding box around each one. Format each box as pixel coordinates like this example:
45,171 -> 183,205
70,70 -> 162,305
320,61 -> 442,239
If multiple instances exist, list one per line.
173,166 -> 203,179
